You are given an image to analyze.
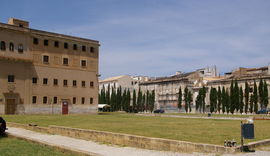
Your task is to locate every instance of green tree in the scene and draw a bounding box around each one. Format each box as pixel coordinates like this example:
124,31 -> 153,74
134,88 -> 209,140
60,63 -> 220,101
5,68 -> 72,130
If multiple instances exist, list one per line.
250,94 -> 254,113
210,87 -> 217,113
178,87 -> 182,111
259,79 -> 264,108
217,86 -> 222,113
202,86 -> 206,113
230,80 -> 235,114
253,81 -> 258,113
239,87 -> 244,114
263,80 -> 269,108
149,90 -> 155,112
126,89 -> 131,112
195,88 -> 202,112
244,82 -> 250,114
184,87 -> 189,113
221,86 -> 226,114
146,90 -> 150,112
234,81 -> 239,112
187,91 -> 192,112
226,89 -> 230,114
132,90 -> 137,112
106,84 -> 111,106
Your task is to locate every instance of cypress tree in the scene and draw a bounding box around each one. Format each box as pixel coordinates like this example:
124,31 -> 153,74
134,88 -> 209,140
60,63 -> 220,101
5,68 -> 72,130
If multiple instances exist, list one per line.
226,89 -> 230,114
149,90 -> 155,112
253,81 -> 258,113
234,81 -> 239,112
221,86 -> 226,114
188,91 -> 192,112
230,80 -> 235,114
106,84 -> 111,106
210,87 -> 214,113
184,87 -> 189,113
178,87 -> 182,111
132,90 -> 137,112
146,90 -> 150,112
142,94 -> 146,112
217,86 -> 222,113
137,87 -> 143,112
202,86 -> 206,113
250,94 -> 254,113
239,87 -> 244,114
127,89 -> 131,112
195,89 -> 202,112
263,81 -> 269,108
259,79 -> 264,108
244,82 -> 250,114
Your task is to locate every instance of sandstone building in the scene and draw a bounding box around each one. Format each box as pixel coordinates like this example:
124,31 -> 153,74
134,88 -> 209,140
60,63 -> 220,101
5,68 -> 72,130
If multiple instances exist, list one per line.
0,18 -> 100,114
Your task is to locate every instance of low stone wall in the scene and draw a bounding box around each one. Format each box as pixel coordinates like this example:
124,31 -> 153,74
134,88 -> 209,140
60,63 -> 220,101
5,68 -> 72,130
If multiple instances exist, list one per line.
7,122 -> 236,154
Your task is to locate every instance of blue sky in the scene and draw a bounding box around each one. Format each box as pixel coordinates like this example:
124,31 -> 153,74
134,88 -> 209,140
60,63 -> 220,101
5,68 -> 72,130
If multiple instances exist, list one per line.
1,0 -> 270,79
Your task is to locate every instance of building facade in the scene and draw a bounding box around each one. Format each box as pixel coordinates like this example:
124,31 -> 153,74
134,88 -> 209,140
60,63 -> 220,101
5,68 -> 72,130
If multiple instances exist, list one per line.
0,18 -> 100,114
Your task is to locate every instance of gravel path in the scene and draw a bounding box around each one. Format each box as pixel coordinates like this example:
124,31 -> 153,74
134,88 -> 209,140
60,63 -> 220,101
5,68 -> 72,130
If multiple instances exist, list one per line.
6,127 -> 270,156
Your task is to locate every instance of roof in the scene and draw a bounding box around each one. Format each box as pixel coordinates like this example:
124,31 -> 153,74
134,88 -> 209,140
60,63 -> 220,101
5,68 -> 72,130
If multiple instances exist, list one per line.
99,75 -> 129,83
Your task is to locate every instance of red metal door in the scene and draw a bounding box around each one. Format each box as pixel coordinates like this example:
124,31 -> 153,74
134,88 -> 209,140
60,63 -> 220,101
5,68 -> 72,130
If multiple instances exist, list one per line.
62,101 -> 69,115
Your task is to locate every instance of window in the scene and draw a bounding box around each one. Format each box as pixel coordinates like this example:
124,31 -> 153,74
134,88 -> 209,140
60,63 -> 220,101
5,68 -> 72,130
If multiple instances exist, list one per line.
90,97 -> 93,104
53,97 -> 58,104
8,75 -> 14,83
63,80 -> 68,86
90,81 -> 94,88
81,97 -> 85,104
32,77 -> 37,84
73,80 -> 77,87
73,97 -> 76,104
54,41 -> 59,47
43,78 -> 48,85
18,44 -> 23,53
64,42 -> 68,49
82,46 -> 86,51
73,44 -> 77,50
81,60 -> 86,67
19,24 -> 23,27
32,96 -> 37,104
9,42 -> 14,51
43,96 -> 47,104
0,41 -> 6,51
44,39 -> 49,46
63,58 -> 69,65
53,79 -> 58,86
43,55 -> 49,63
90,47 -> 94,53
81,81 -> 86,87
33,38 -> 39,45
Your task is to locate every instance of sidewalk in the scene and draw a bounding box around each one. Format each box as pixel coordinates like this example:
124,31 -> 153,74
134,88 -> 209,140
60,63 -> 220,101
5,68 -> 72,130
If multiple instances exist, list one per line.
6,127 -> 270,156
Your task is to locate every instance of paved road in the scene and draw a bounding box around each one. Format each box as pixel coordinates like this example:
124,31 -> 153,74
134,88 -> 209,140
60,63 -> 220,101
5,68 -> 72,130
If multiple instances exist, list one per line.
6,127 -> 270,156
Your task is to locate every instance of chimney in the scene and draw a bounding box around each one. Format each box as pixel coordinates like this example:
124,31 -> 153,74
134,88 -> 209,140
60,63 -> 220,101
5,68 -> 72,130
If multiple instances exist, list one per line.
8,18 -> 29,28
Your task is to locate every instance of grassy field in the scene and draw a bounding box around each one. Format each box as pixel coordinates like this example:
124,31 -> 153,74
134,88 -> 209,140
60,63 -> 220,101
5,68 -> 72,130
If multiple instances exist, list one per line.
2,113 -> 270,145
166,112 -> 269,118
0,137 -> 74,156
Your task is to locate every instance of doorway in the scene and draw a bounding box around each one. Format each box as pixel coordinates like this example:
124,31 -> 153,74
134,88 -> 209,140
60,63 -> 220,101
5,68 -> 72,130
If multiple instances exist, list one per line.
62,100 -> 69,115
5,99 -> 16,114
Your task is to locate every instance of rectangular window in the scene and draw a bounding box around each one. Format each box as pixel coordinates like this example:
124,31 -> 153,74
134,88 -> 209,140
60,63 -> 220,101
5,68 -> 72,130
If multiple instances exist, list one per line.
63,80 -> 68,86
43,78 -> 48,85
90,47 -> 94,53
44,39 -> 49,46
53,97 -> 57,104
32,77 -> 37,84
90,81 -> 94,88
73,97 -> 76,104
81,97 -> 85,104
53,79 -> 58,86
82,45 -> 86,51
63,58 -> 69,65
32,96 -> 37,104
81,60 -> 86,67
8,75 -> 15,82
73,44 -> 77,50
43,96 -> 47,104
73,80 -> 77,87
33,38 -> 39,45
81,81 -> 86,87
54,41 -> 59,47
64,42 -> 68,49
90,97 -> 93,104
43,55 -> 49,63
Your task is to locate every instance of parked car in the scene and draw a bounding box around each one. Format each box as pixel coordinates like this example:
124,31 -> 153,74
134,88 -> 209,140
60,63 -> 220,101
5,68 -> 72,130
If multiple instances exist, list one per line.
257,109 -> 269,114
154,109 -> 165,113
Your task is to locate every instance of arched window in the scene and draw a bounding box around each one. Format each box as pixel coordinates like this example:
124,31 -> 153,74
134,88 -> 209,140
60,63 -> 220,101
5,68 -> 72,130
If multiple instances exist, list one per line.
18,44 -> 24,53
9,42 -> 14,51
0,41 -> 6,51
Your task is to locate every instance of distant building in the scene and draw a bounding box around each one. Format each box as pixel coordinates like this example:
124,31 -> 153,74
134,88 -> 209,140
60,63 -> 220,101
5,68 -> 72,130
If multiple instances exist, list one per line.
0,18 -> 100,114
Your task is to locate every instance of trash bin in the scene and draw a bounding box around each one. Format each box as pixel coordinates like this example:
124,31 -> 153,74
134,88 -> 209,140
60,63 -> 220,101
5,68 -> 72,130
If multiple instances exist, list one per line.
208,113 -> 211,117
241,123 -> 254,139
